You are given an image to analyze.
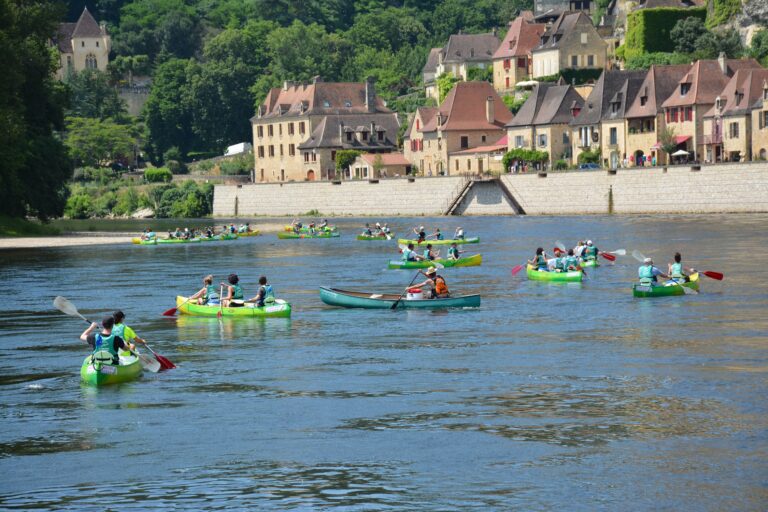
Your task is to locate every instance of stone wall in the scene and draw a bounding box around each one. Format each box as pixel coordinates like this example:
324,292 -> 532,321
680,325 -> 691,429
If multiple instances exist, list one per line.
213,163 -> 768,216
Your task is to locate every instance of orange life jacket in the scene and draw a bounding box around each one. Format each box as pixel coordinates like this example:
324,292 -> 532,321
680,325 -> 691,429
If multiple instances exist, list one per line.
434,275 -> 448,295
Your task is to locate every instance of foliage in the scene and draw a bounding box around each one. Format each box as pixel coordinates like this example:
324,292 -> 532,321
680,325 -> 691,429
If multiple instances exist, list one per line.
335,149 -> 362,173
73,166 -> 118,185
706,0 -> 741,28
624,7 -> 706,54
144,167 -> 173,182
219,154 -> 254,175
750,30 -> 768,67
372,154 -> 384,176
553,159 -> 569,170
623,52 -> 692,70
0,0 -> 72,220
502,148 -> 548,170
112,187 -> 140,216
0,215 -> 60,237
467,66 -> 492,83
64,117 -> 138,167
66,70 -> 128,120
694,28 -> 744,59
64,192 -> 94,219
436,73 -> 459,103
671,17 -> 707,55
535,69 -> 602,85
502,93 -> 529,114
108,55 -> 151,84
658,126 -> 678,156
577,148 -> 601,164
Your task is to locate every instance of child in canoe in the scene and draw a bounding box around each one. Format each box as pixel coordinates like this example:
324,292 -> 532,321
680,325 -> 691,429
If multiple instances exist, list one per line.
528,248 -> 548,271
247,276 -> 275,307
221,274 -> 244,307
447,242 -> 462,260
667,252 -> 693,282
422,243 -> 440,261
190,275 -> 219,305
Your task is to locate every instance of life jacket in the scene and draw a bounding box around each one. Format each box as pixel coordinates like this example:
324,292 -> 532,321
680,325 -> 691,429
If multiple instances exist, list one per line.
205,284 -> 219,303
402,248 -> 415,261
638,264 -> 656,285
555,257 -> 565,270
448,247 -> 459,259
585,246 -> 597,258
535,254 -> 547,268
564,256 -> 578,270
434,275 -> 449,296
230,283 -> 243,300
436,232 -> 444,240
92,332 -> 118,364
418,231 -> 426,241
670,262 -> 684,278
423,250 -> 434,260
264,284 -> 275,303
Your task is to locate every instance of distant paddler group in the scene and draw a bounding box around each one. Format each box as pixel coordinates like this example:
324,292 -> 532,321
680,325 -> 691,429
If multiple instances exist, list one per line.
357,222 -> 392,240
133,223 -> 258,245
398,225 -> 478,245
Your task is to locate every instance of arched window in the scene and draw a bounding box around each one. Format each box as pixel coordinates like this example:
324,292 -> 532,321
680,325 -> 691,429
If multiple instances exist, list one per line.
85,54 -> 97,70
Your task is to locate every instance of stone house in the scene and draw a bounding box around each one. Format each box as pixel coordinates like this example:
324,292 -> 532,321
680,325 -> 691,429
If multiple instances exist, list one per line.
492,13 -> 546,94
404,81 -> 513,175
751,82 -> 768,161
531,11 -> 607,79
624,64 -> 691,166
422,48 -> 442,103
660,55 -> 762,162
506,82 -> 584,165
702,68 -> 768,162
425,33 -> 501,101
251,77 -> 399,182
350,153 -> 412,179
54,7 -> 111,79
449,136 -> 508,175
570,69 -> 646,168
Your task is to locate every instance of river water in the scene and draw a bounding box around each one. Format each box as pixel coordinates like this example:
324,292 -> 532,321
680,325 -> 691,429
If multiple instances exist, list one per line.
0,215 -> 766,510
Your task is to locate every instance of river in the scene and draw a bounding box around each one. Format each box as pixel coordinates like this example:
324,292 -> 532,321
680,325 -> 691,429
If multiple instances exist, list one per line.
0,215 -> 766,510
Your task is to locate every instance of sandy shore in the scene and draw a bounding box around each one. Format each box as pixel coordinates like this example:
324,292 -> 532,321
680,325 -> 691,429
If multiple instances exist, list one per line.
0,223 -> 289,250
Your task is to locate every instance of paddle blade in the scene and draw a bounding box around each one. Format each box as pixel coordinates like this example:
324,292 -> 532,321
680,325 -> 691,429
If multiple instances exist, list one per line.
600,251 -> 616,261
433,262 -> 445,269
136,350 -> 161,373
161,307 -> 177,317
154,353 -> 176,370
610,249 -> 626,256
555,240 -> 566,252
632,250 -> 646,262
701,270 -> 724,281
53,296 -> 88,322
511,264 -> 524,276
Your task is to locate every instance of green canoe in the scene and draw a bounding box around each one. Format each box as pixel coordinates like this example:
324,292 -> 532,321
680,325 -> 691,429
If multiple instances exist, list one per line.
582,258 -> 599,268
388,254 -> 482,269
356,233 -> 393,240
319,287 -> 480,309
199,233 -> 238,241
80,353 -> 143,386
131,238 -> 157,245
397,237 -> 479,245
283,225 -> 337,233
157,237 -> 202,244
278,231 -> 340,239
526,264 -> 583,282
632,273 -> 700,297
176,296 -> 292,317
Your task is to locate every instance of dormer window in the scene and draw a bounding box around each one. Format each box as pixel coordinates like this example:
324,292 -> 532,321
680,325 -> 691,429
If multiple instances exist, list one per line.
323,100 -> 331,107
640,95 -> 647,106
377,130 -> 385,141
571,106 -> 581,117
680,83 -> 691,96
346,132 -> 352,142
362,131 -> 368,141
96,41 -> 99,47
509,39 -> 515,49
344,100 -> 352,107
715,97 -> 723,111
470,48 -> 475,58
735,91 -> 744,105
581,33 -> 587,44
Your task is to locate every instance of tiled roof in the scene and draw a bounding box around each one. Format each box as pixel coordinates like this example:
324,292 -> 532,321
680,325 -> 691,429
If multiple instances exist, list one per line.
72,7 -> 103,38
625,64 -> 691,119
56,23 -> 76,53
360,153 -> 411,166
298,113 -> 400,150
703,68 -> 768,118
571,69 -> 646,126
255,80 -> 391,120
442,33 -> 500,64
493,16 -> 546,59
636,0 -> 701,8
423,48 -> 442,77
662,58 -> 762,108
436,81 -> 513,131
533,11 -> 594,52
507,83 -> 584,127
451,142 -> 507,155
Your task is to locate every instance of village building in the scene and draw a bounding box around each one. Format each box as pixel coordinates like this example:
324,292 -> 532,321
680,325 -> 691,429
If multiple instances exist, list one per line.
660,55 -> 762,162
251,77 -> 399,182
492,13 -> 546,94
751,81 -> 768,161
423,33 -> 501,101
570,69 -> 646,168
506,82 -> 585,166
422,48 -> 442,103
54,7 -> 111,79
449,136 -> 508,175
534,0 -> 593,22
531,11 -> 607,78
349,153 -> 412,179
404,81 -> 513,175
702,68 -> 768,162
624,64 -> 691,166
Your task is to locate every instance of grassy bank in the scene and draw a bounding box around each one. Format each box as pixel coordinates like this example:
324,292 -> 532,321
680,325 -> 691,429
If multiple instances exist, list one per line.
0,216 -> 61,237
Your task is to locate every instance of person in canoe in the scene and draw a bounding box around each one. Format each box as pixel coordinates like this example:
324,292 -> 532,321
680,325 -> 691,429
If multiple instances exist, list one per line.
362,223 -> 373,236
189,275 -> 220,305
318,219 -> 329,230
80,316 -> 134,364
447,242 -> 463,260
573,241 -> 586,258
112,311 -> 146,349
413,226 -> 427,243
428,228 -> 444,240
528,247 -> 549,271
454,227 -> 465,240
412,266 -> 450,299
247,276 -> 275,307
639,257 -> 668,286
668,252 -> 693,282
402,243 -> 423,262
374,222 -> 384,235
583,240 -> 599,262
563,249 -> 581,271
382,223 -> 391,235
547,247 -> 563,271
140,228 -> 156,241
221,274 -> 244,307
291,219 -> 303,233
422,243 -> 440,261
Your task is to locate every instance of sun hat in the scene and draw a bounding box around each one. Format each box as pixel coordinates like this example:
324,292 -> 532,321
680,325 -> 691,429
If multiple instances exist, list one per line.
587,240 -> 593,245
426,266 -> 437,275
644,257 -> 652,264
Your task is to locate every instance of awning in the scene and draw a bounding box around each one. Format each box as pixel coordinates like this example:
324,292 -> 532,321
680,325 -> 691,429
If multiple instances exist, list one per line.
672,149 -> 689,156
674,135 -> 691,144
651,143 -> 661,150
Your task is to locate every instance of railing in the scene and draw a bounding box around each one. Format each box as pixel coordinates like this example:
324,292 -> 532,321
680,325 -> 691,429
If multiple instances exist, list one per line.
442,173 -> 473,215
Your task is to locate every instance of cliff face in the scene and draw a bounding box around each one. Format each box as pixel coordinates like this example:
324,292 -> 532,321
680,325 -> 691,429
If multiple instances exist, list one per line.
738,0 -> 767,45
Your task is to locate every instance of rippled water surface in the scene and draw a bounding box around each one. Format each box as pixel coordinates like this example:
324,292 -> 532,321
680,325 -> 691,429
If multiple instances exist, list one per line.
1,215 -> 767,510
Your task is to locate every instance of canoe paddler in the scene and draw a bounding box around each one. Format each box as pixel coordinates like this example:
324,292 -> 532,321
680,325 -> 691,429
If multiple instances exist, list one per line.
412,266 -> 450,299
638,257 -> 668,286
141,228 -> 156,241
574,241 -> 586,258
422,243 -> 440,261
80,316 -> 133,364
528,247 -> 548,271
583,240 -> 599,261
428,228 -> 444,240
413,226 -> 427,243
318,219 -> 329,230
454,227 -> 464,240
112,311 -> 146,351
221,273 -> 244,307
190,275 -> 219,304
402,243 -> 423,262
668,252 -> 693,283
362,223 -> 373,236
563,249 -> 580,271
447,242 -> 462,260
247,276 -> 275,307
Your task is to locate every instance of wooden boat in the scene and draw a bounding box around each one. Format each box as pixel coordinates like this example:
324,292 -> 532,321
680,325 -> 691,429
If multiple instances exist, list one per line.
319,287 -> 480,309
632,273 -> 700,297
526,264 -> 583,282
278,231 -> 340,239
80,353 -> 142,386
388,254 -> 482,269
397,237 -> 479,245
175,296 -> 292,317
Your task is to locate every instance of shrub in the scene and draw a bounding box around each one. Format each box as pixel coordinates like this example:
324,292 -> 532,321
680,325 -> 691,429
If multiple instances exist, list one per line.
219,154 -> 253,175
554,159 -> 569,170
144,167 -> 173,183
92,191 -> 118,217
113,188 -> 139,216
503,149 -> 549,171
64,193 -> 93,219
578,148 -> 601,164
624,7 -> 706,54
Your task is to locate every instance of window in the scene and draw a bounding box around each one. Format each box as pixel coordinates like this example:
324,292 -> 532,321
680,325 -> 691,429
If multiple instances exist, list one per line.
279,145 -> 283,156
640,96 -> 647,107
455,160 -> 459,171
538,134 -> 547,147
257,126 -> 263,138
563,132 -> 569,144
85,54 -> 97,69
304,152 -> 309,162
587,55 -> 594,67
571,55 -> 578,67
581,33 -> 588,44
311,152 -> 317,162
81,41 -> 84,47
515,135 -> 524,147
506,77 -> 510,88
377,131 -> 384,141
268,145 -> 274,157
518,57 -> 526,68
268,125 -> 273,137
680,83 -> 691,96
258,146 -> 264,158
729,122 -> 739,138
762,111 -> 768,129
362,131 -> 368,141
344,101 -> 352,107
331,151 -> 336,161
279,124 -> 283,136
503,59 -> 510,69
288,123 -> 294,135
481,135 -> 486,143
416,119 -> 420,130
96,41 -> 99,47
346,132 -> 352,142
467,159 -> 471,171
289,144 -> 295,156
323,100 -> 330,107
610,127 -> 617,145
460,136 -> 469,149
299,122 -> 305,134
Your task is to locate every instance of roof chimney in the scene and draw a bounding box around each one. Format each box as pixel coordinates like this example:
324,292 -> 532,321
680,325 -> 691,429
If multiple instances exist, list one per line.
312,75 -> 322,84
486,96 -> 495,124
365,76 -> 376,113
718,52 -> 727,75
339,121 -> 344,142
283,80 -> 292,91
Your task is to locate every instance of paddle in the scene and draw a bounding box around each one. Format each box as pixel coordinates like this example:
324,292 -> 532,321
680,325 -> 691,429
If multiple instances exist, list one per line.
599,251 -> 616,261
694,270 -> 724,281
53,296 -> 161,372
162,296 -> 192,317
217,285 -> 225,319
632,251 -> 697,295
511,264 -> 525,276
143,342 -> 175,370
390,262 -> 445,310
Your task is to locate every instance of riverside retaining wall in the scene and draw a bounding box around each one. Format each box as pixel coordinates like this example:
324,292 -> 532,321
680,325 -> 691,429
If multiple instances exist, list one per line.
213,162 -> 768,216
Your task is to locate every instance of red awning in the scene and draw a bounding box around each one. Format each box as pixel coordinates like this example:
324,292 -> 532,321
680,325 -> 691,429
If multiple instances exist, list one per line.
674,135 -> 691,144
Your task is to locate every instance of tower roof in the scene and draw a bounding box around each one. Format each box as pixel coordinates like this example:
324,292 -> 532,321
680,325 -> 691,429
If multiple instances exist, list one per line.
72,7 -> 103,38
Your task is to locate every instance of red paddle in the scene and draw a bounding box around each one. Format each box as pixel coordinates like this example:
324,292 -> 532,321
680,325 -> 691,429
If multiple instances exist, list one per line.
511,264 -> 525,276
144,342 -> 176,370
600,251 -> 616,261
696,270 -> 724,281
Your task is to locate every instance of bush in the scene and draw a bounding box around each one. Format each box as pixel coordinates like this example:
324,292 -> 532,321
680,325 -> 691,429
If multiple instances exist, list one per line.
503,149 -> 549,171
624,51 -> 691,70
93,191 -> 118,217
467,66 -> 492,83
535,69 -> 602,85
502,93 -> 529,114
113,188 -> 139,216
578,148 -> 601,164
219,154 -> 253,175
64,193 -> 93,219
624,7 -> 706,54
554,159 -> 569,170
144,167 -> 173,183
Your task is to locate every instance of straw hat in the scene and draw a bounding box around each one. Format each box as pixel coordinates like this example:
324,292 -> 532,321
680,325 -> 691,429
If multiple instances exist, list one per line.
426,266 -> 437,275
644,257 -> 652,264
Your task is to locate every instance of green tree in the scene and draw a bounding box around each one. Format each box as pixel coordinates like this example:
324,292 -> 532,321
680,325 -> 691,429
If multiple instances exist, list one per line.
695,28 -> 744,59
658,125 -> 677,161
108,54 -> 151,85
750,30 -> 768,66
335,149 -> 361,176
64,117 -> 138,167
670,17 -> 707,54
0,0 -> 72,220
436,73 -> 459,103
66,70 -> 128,120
